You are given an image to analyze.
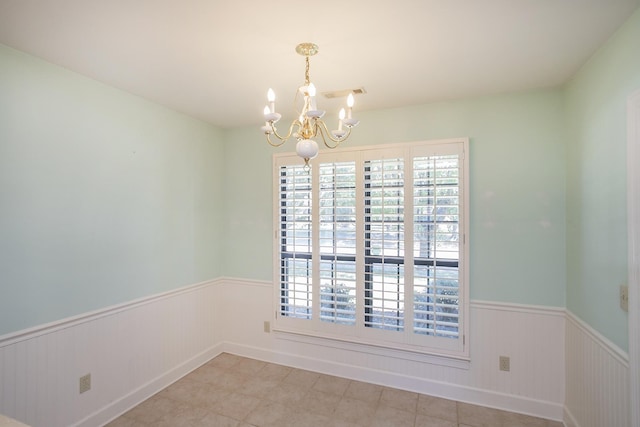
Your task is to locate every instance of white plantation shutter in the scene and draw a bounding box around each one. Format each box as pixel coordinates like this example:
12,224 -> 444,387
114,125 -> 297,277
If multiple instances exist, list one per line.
274,139 -> 469,358
413,155 -> 461,338
364,158 -> 406,331
278,164 -> 313,319
319,162 -> 357,325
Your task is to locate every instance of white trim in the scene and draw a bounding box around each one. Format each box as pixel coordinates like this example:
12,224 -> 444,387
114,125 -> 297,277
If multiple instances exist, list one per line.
0,274 -> 570,425
218,276 -> 566,421
217,276 -> 272,288
73,344 -> 224,427
270,300 -> 567,369
470,300 -> 566,317
566,309 -> 629,366
271,327 -> 471,369
0,278 -> 223,348
272,137 -> 470,160
221,340 -> 564,422
0,278 -> 222,427
627,88 -> 640,427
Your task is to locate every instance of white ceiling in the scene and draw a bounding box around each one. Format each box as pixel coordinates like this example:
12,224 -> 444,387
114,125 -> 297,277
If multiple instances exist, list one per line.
0,0 -> 638,129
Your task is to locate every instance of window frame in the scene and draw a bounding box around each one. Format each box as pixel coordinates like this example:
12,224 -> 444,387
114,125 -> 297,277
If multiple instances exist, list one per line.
272,138 -> 470,361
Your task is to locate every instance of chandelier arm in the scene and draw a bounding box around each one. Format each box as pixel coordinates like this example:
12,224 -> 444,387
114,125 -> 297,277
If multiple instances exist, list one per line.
265,132 -> 287,147
314,120 -> 352,148
268,120 -> 302,145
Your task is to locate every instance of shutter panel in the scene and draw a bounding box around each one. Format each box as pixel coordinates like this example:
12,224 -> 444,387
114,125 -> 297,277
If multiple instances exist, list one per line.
279,164 -> 313,319
319,162 -> 357,325
413,155 -> 460,338
364,158 -> 406,331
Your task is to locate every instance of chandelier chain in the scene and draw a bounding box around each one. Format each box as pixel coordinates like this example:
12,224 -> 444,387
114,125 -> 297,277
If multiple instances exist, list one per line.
304,56 -> 310,86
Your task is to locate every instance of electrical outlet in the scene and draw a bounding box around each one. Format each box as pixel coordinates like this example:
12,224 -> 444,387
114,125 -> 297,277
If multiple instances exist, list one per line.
79,373 -> 91,394
620,285 -> 629,312
263,321 -> 271,333
499,356 -> 510,372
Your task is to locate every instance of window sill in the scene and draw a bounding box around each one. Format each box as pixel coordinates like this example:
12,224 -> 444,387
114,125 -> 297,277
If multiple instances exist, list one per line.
272,326 -> 470,370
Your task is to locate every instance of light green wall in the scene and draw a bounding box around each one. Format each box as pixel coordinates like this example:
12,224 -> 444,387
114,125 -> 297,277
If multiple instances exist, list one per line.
223,90 -> 567,307
0,44 -> 225,336
565,8 -> 640,351
3,8 -> 637,351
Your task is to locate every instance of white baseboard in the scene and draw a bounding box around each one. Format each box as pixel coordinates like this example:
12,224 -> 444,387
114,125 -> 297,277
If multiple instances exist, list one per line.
220,341 -> 564,422
0,279 -> 223,427
0,275 -> 629,427
215,279 -> 567,422
74,344 -> 224,427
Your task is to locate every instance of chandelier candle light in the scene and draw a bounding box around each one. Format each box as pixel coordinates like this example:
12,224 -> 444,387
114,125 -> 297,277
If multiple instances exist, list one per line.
261,42 -> 360,167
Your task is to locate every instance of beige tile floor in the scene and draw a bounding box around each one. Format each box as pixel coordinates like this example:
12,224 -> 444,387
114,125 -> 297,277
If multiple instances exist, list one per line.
106,353 -> 564,427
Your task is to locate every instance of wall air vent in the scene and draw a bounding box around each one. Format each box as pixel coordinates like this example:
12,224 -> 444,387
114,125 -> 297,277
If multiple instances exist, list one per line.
322,87 -> 367,99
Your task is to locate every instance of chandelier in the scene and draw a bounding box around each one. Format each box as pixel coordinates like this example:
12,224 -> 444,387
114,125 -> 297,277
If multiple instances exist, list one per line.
261,42 -> 360,167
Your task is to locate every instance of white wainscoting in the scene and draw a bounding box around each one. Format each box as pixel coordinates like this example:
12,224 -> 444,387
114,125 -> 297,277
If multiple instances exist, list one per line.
0,277 -> 631,427
217,278 -> 567,422
0,280 -> 223,427
564,311 -> 630,427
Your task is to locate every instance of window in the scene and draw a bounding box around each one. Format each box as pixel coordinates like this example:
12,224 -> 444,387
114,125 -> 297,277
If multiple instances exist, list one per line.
274,139 -> 469,359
